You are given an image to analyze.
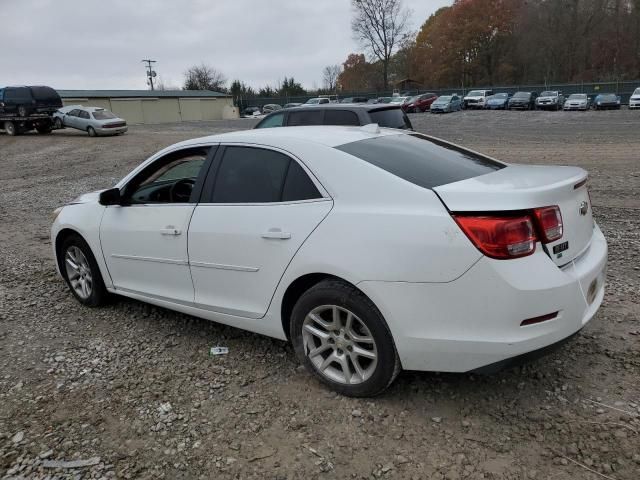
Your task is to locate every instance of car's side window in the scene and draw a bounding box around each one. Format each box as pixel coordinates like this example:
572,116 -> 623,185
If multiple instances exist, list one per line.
257,112 -> 285,128
79,110 -> 90,119
324,110 -> 359,126
211,146 -> 322,203
124,147 -> 210,205
5,88 -> 31,102
287,110 -> 323,126
282,160 -> 321,201
68,109 -> 80,117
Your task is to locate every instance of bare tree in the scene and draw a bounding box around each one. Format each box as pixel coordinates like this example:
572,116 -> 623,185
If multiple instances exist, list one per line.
351,0 -> 410,89
322,64 -> 341,91
183,63 -> 227,91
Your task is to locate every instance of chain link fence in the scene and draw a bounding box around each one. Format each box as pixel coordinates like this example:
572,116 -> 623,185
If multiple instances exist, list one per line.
235,80 -> 640,110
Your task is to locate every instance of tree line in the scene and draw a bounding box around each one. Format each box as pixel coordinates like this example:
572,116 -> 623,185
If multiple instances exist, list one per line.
340,0 -> 640,91
180,0 -> 640,100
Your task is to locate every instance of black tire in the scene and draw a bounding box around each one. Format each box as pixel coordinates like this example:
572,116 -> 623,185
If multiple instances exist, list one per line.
54,117 -> 63,129
36,124 -> 52,134
4,121 -> 18,136
59,234 -> 109,307
290,279 -> 401,397
87,126 -> 97,137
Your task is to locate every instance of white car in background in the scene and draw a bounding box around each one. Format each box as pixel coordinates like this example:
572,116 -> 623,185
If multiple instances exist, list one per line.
629,87 -> 640,109
51,126 -> 607,397
54,106 -> 128,137
304,98 -> 330,105
463,89 -> 493,109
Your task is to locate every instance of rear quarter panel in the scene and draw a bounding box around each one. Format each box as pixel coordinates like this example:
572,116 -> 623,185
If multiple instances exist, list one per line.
270,144 -> 482,289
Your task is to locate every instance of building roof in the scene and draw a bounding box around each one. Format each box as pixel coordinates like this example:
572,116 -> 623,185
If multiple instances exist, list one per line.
56,89 -> 229,99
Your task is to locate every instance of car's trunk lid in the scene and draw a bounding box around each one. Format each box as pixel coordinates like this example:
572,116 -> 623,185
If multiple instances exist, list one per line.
434,164 -> 594,266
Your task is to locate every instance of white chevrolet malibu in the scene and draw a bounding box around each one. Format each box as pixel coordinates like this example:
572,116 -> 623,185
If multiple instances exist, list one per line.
51,126 -> 607,397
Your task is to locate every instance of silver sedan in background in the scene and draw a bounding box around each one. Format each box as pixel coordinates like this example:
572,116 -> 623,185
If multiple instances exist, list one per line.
54,106 -> 128,137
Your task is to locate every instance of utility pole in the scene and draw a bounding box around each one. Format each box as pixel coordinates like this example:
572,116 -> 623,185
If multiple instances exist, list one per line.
142,59 -> 157,90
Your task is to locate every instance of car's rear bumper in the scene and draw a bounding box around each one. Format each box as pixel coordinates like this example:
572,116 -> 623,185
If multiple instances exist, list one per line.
358,224 -> 607,372
95,126 -> 128,136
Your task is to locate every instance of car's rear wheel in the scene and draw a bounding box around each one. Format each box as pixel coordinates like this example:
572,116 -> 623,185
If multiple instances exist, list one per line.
290,280 -> 401,397
4,121 -> 18,136
60,234 -> 108,307
36,124 -> 52,134
87,126 -> 97,137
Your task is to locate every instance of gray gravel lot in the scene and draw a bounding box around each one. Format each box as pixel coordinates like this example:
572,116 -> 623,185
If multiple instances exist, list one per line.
1,110 -> 639,479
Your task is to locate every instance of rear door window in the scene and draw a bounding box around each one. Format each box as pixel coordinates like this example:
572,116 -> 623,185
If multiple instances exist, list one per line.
287,110 -> 324,126
324,110 -> 359,126
256,112 -> 285,128
79,110 -> 90,119
368,108 -> 412,130
282,161 -> 321,201
336,134 -> 504,189
212,147 -> 290,203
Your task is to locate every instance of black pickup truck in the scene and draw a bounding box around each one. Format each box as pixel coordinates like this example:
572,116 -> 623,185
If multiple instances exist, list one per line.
0,86 -> 62,135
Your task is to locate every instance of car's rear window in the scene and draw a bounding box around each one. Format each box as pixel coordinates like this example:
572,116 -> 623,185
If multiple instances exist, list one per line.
368,108 -> 412,130
336,134 -> 504,189
92,110 -> 118,120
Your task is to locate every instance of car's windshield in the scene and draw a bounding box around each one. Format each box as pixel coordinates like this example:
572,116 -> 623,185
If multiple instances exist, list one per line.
490,93 -> 508,99
305,99 -> 320,104
92,110 -> 118,120
390,97 -> 407,104
467,90 -> 484,96
599,94 -> 617,101
540,91 -> 557,97
568,94 -> 587,100
513,92 -> 530,98
634,88 -> 640,95
435,96 -> 451,103
406,95 -> 420,103
377,97 -> 392,103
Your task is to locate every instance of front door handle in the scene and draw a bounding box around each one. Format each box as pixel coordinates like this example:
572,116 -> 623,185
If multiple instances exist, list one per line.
160,227 -> 182,236
261,228 -> 291,240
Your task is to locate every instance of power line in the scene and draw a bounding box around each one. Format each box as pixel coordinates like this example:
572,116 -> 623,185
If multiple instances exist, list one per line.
141,59 -> 157,91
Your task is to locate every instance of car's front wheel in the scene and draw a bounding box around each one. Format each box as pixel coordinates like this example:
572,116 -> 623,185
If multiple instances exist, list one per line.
54,117 -> 63,129
60,234 -> 108,307
291,280 -> 401,397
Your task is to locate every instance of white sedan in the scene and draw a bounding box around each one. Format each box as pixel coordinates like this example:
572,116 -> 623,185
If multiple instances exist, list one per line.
51,126 -> 607,396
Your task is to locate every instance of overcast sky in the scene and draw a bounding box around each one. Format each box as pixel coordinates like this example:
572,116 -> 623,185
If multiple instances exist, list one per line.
1,0 -> 451,91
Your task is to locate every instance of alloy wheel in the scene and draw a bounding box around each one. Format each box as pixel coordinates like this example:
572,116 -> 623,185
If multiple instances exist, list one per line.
302,305 -> 378,385
64,246 -> 93,300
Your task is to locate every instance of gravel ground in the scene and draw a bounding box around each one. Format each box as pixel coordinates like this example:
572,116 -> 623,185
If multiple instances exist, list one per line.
1,110 -> 639,480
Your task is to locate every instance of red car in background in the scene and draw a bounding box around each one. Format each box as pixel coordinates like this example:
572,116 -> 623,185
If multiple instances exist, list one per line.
402,93 -> 438,113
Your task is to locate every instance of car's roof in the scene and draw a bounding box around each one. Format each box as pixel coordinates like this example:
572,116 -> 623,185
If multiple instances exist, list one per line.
279,103 -> 403,112
61,105 -> 108,112
170,125 -> 407,150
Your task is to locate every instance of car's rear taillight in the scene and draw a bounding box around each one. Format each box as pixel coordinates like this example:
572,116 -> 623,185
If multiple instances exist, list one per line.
453,215 -> 537,259
533,206 -> 563,242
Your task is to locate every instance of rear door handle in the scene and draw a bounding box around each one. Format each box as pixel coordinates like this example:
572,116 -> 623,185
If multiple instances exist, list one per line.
261,228 -> 291,240
160,227 -> 182,236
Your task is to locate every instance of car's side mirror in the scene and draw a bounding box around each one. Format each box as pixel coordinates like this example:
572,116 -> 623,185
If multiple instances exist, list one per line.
99,187 -> 121,206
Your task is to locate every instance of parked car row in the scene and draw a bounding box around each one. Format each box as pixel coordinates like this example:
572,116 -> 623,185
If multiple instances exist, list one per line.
407,88 -> 640,113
